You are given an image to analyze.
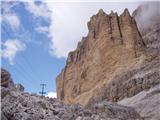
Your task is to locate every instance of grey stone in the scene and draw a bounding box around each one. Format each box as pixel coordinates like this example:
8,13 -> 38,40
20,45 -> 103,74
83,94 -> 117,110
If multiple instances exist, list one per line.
1,85 -> 142,120
16,84 -> 24,91
118,84 -> 160,120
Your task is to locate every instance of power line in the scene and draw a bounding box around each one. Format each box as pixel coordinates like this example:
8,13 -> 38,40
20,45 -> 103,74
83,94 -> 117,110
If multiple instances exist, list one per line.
20,53 -> 42,81
1,26 -> 41,90
8,62 -> 33,87
2,26 -> 38,81
14,60 -> 36,84
2,25 -> 48,94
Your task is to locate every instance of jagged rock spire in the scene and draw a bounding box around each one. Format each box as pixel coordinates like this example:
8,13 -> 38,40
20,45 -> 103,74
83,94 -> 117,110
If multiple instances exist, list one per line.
57,9 -> 145,106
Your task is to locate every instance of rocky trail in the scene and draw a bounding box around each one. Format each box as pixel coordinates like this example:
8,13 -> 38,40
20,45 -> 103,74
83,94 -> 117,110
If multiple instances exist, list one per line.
1,69 -> 142,120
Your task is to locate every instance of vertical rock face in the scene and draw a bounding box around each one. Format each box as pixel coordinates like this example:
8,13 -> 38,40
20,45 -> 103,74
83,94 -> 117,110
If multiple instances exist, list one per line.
56,9 -> 146,106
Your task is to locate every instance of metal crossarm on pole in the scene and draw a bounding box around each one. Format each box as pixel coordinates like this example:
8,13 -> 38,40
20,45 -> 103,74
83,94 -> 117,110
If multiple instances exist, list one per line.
39,84 -> 46,96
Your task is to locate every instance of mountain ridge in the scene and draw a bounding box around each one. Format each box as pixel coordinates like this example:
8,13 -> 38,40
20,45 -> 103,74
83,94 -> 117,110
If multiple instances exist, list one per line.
56,8 -> 147,106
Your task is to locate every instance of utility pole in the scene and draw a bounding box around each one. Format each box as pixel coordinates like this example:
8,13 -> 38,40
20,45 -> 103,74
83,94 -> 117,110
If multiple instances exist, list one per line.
39,84 -> 46,96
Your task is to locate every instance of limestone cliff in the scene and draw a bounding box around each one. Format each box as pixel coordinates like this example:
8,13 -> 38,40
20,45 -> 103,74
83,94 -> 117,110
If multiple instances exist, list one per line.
56,9 -> 146,106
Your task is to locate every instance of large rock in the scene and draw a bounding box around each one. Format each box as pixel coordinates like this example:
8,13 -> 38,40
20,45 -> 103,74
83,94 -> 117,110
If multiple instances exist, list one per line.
16,84 -> 25,92
56,9 -> 146,106
87,101 -> 141,120
56,2 -> 160,107
1,68 -> 14,88
118,84 -> 160,120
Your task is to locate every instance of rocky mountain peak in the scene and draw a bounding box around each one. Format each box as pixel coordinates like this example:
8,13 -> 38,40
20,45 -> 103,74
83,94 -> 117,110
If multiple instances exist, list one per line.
66,9 -> 145,65
56,9 -> 147,106
123,8 -> 130,16
2,2 -> 160,120
98,8 -> 105,15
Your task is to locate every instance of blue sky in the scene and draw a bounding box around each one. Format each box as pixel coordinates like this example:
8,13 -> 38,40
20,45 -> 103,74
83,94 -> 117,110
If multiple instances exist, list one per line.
1,1 -> 140,97
1,1 -> 66,96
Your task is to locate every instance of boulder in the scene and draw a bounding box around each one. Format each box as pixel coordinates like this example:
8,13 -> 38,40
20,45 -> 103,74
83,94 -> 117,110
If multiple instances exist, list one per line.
1,68 -> 14,88
16,84 -> 25,92
118,84 -> 160,120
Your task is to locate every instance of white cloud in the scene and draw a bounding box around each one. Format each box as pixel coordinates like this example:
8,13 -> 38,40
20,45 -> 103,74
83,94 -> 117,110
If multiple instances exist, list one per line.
45,2 -> 140,58
35,26 -> 49,34
1,2 -> 20,30
23,1 -> 140,58
1,1 -> 19,13
46,92 -> 57,98
134,2 -> 160,32
1,39 -> 26,65
2,14 -> 20,30
25,1 -> 51,20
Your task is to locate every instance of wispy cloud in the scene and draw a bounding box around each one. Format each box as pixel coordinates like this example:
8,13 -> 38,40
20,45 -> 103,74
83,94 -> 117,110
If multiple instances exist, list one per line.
46,92 -> 57,98
134,2 -> 160,32
1,1 -> 21,30
25,1 -> 51,20
45,2 -> 140,58
1,39 -> 26,65
35,26 -> 49,34
1,2 -> 27,65
3,1 -> 140,59
2,13 -> 20,30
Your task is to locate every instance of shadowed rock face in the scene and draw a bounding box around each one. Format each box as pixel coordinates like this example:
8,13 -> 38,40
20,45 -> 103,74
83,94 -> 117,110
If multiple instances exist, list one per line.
1,68 -> 14,88
56,9 -> 146,106
1,69 -> 142,120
